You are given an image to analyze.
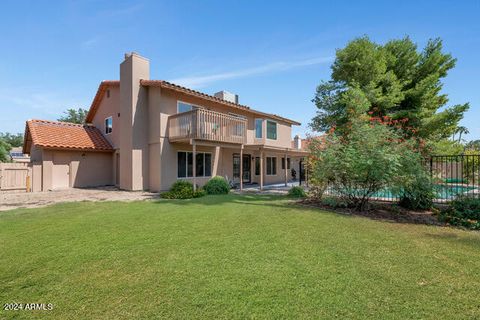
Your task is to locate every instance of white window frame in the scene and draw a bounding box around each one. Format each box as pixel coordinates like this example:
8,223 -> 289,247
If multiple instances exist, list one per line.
105,116 -> 113,135
266,156 -> 277,176
266,120 -> 278,140
177,150 -> 213,179
177,100 -> 202,113
255,118 -> 263,139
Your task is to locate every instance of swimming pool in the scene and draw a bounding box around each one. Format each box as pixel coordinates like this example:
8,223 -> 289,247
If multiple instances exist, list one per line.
326,184 -> 478,201
372,184 -> 477,200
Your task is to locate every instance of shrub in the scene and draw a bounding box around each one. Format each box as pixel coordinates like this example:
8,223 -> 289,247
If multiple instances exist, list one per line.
307,177 -> 327,200
288,186 -> 306,198
309,118 -> 424,210
204,176 -> 230,195
193,188 -> 207,198
321,196 -> 348,208
398,180 -> 435,210
161,180 -> 206,199
398,174 -> 435,210
439,196 -> 480,229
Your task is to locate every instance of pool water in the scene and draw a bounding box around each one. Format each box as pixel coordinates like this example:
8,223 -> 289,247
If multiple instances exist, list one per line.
372,185 -> 477,200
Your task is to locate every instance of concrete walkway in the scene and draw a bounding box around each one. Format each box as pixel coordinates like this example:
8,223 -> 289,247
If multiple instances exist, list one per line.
0,187 -> 159,212
233,181 -> 306,195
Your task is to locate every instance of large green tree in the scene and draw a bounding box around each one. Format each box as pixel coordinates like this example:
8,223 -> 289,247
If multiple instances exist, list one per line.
0,132 -> 23,148
311,36 -> 469,146
0,138 -> 12,162
58,108 -> 88,124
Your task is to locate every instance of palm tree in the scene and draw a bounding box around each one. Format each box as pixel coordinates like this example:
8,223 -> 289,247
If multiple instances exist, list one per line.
457,126 -> 469,143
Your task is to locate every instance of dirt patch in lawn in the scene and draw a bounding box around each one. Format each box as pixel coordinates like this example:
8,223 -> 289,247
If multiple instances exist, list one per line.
0,187 -> 159,211
298,199 -> 444,226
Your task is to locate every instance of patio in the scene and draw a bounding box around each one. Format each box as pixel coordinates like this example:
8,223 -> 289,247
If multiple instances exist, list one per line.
234,181 -> 305,194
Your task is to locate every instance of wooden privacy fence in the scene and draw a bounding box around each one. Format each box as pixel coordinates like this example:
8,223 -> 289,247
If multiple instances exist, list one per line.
0,163 -> 31,192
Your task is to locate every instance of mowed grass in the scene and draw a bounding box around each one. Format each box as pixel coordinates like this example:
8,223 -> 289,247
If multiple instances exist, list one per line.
1,195 -> 480,319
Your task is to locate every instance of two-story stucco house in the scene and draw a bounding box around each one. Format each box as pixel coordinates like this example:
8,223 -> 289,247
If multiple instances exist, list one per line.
23,53 -> 308,192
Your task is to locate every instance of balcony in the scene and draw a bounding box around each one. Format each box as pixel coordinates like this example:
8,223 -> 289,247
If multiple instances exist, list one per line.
168,108 -> 247,144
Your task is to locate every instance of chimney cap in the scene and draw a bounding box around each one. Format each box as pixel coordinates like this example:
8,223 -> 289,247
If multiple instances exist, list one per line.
124,52 -> 149,61
214,90 -> 239,104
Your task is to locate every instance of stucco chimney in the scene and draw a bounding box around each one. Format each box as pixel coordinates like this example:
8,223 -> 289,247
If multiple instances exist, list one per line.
214,90 -> 239,104
294,135 -> 302,150
119,52 -> 150,191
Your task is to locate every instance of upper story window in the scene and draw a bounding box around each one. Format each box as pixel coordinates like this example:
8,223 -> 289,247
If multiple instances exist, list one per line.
177,101 -> 198,113
255,119 -> 263,139
105,117 -> 113,134
266,120 -> 277,140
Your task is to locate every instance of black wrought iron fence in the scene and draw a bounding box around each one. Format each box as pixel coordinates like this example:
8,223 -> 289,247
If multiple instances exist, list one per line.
429,154 -> 479,202
317,154 -> 480,203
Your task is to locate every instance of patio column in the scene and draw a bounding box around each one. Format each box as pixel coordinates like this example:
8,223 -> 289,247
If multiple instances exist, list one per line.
240,145 -> 243,191
192,140 -> 197,191
284,151 -> 288,187
305,160 -> 309,187
260,150 -> 264,190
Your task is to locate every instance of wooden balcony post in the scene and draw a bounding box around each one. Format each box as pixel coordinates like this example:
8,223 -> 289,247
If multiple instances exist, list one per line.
284,151 -> 288,187
240,145 -> 243,191
260,150 -> 264,190
192,140 -> 197,191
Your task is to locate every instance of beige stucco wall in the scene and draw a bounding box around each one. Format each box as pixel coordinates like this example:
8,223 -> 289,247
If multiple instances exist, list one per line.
142,86 -> 298,190
66,53 -> 298,192
149,88 -> 293,148
91,86 -> 121,148
154,141 -> 220,191
219,148 -> 299,186
30,163 -> 42,192
37,149 -> 113,191
119,53 -> 150,191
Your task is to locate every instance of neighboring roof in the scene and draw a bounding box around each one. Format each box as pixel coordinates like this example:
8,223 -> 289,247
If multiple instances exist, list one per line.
291,135 -> 325,151
84,79 -> 301,126
23,120 -> 114,154
140,80 -> 301,125
85,80 -> 120,123
10,147 -> 24,153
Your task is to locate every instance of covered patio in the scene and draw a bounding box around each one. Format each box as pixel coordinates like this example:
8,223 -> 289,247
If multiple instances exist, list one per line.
189,140 -> 309,191
234,181 -> 307,195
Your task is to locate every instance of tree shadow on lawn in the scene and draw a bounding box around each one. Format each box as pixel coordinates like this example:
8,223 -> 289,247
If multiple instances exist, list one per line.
423,231 -> 480,249
154,194 -> 307,211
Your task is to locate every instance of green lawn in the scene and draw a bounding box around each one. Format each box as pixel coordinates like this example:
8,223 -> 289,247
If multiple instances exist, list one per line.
1,195 -> 480,319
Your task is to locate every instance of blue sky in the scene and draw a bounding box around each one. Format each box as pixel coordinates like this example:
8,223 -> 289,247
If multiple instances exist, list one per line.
0,0 -> 479,140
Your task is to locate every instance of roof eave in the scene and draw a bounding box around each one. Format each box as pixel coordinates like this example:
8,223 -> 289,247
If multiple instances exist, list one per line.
140,80 -> 302,126
85,80 -> 120,123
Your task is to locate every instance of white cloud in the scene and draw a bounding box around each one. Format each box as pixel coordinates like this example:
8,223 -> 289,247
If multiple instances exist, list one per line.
81,36 -> 102,49
169,56 -> 333,88
96,3 -> 144,18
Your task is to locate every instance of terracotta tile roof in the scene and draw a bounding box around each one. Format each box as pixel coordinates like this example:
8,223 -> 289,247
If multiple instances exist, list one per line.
84,79 -> 301,126
85,80 -> 119,123
23,119 -> 114,154
140,80 -> 301,125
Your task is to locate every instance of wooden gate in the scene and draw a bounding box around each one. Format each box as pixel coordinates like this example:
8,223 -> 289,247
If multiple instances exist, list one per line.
0,163 -> 31,191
